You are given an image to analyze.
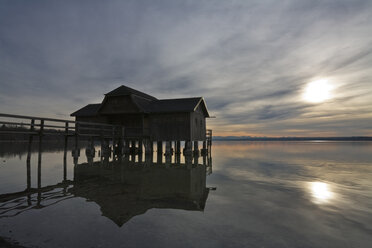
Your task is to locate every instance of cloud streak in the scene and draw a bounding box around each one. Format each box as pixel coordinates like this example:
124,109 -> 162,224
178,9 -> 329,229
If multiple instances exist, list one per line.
1,0 -> 372,136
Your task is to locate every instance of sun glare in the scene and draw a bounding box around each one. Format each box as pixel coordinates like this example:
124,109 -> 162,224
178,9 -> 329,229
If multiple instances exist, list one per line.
309,182 -> 333,204
303,79 -> 333,103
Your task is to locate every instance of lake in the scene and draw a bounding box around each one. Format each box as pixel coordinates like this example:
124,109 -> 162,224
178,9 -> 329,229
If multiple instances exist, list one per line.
1,141 -> 372,248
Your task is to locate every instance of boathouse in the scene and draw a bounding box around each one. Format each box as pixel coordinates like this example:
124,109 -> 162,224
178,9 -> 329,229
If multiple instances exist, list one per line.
71,85 -> 210,142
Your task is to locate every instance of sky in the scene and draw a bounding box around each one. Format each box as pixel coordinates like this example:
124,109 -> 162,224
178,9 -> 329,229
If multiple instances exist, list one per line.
1,0 -> 372,136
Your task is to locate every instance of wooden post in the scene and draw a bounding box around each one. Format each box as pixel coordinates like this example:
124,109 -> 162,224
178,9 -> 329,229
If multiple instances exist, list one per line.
143,140 -> 153,165
144,139 -> 152,154
27,119 -> 35,163
174,141 -> 180,164
112,126 -> 115,149
171,141 -> 174,156
120,127 -> 125,156
175,141 -> 181,154
165,141 -> 171,155
26,158 -> 31,191
143,141 -> 149,165
26,119 -> 34,190
63,122 -> 68,181
124,141 -> 130,163
130,140 -> 135,162
111,126 -> 116,159
129,140 -> 133,154
157,141 -> 162,164
193,141 -> 199,157
184,140 -> 192,168
193,141 -> 199,166
75,122 -> 79,149
106,139 -> 111,159
101,139 -> 109,165
124,139 -> 130,155
208,129 -> 212,152
138,139 -> 143,163
138,145 -> 142,163
100,126 -> 104,162
63,156 -> 67,181
165,141 -> 171,165
207,156 -> 212,175
90,137 -> 95,155
115,126 -> 124,157
37,119 -> 44,189
86,138 -> 94,165
138,140 -> 143,153
157,141 -> 162,154
73,122 -> 80,166
184,140 -> 192,156
201,140 -> 207,156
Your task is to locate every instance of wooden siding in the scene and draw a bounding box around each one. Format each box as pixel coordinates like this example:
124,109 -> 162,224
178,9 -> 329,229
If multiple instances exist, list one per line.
76,116 -> 108,124
99,96 -> 140,114
107,114 -> 143,128
149,113 -> 190,141
190,105 -> 207,141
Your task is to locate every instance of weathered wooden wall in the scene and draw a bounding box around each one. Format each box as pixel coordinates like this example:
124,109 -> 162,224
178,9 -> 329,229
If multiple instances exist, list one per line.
76,116 -> 108,123
107,114 -> 143,128
190,105 -> 207,141
100,96 -> 140,114
149,113 -> 190,141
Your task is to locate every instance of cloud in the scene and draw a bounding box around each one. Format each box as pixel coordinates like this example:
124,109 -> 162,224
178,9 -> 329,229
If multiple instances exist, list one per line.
1,0 -> 372,135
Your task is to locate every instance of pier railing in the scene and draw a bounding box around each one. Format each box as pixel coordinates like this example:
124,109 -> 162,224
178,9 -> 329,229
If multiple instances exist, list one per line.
0,113 -> 125,140
0,112 -> 127,189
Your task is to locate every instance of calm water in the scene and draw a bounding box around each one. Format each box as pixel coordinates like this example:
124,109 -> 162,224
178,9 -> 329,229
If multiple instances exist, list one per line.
1,141 -> 372,248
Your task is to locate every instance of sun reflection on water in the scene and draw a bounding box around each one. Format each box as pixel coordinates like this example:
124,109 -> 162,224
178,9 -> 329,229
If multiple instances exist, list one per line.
308,182 -> 334,204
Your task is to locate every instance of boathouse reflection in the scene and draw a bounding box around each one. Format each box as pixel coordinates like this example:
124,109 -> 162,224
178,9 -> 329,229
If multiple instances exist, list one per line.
73,161 -> 209,226
0,146 -> 213,227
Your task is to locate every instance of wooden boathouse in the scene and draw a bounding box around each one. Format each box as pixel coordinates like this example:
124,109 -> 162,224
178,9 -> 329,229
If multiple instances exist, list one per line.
71,85 -> 212,157
0,87 -> 212,189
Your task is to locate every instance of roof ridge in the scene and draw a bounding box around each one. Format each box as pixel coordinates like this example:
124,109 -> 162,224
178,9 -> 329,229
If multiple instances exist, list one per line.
105,85 -> 157,100
157,97 -> 202,101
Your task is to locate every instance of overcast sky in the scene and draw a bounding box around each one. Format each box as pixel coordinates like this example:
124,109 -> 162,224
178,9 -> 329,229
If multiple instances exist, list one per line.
1,0 -> 372,136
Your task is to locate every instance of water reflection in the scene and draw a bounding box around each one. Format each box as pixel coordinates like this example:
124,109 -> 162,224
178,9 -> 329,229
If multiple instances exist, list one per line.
73,161 -> 209,226
308,182 -> 334,204
0,143 -> 213,227
2,141 -> 372,248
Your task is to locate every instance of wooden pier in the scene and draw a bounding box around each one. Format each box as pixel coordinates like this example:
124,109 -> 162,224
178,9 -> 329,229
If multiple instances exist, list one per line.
0,112 -> 212,188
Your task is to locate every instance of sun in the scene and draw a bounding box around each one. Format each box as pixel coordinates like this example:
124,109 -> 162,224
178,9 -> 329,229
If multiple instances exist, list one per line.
303,79 -> 333,103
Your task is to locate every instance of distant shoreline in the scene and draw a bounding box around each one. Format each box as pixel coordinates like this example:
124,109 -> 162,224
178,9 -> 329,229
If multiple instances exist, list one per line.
1,137 -> 372,142
213,137 -> 372,141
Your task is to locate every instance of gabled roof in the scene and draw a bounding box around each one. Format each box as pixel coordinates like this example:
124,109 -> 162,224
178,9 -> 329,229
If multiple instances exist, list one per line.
70,103 -> 101,117
71,85 -> 210,117
105,85 -> 157,101
71,98 -> 210,117
148,97 -> 210,117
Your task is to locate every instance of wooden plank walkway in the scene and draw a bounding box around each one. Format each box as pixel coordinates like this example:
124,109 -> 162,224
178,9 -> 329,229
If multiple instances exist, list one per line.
0,112 -> 125,139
